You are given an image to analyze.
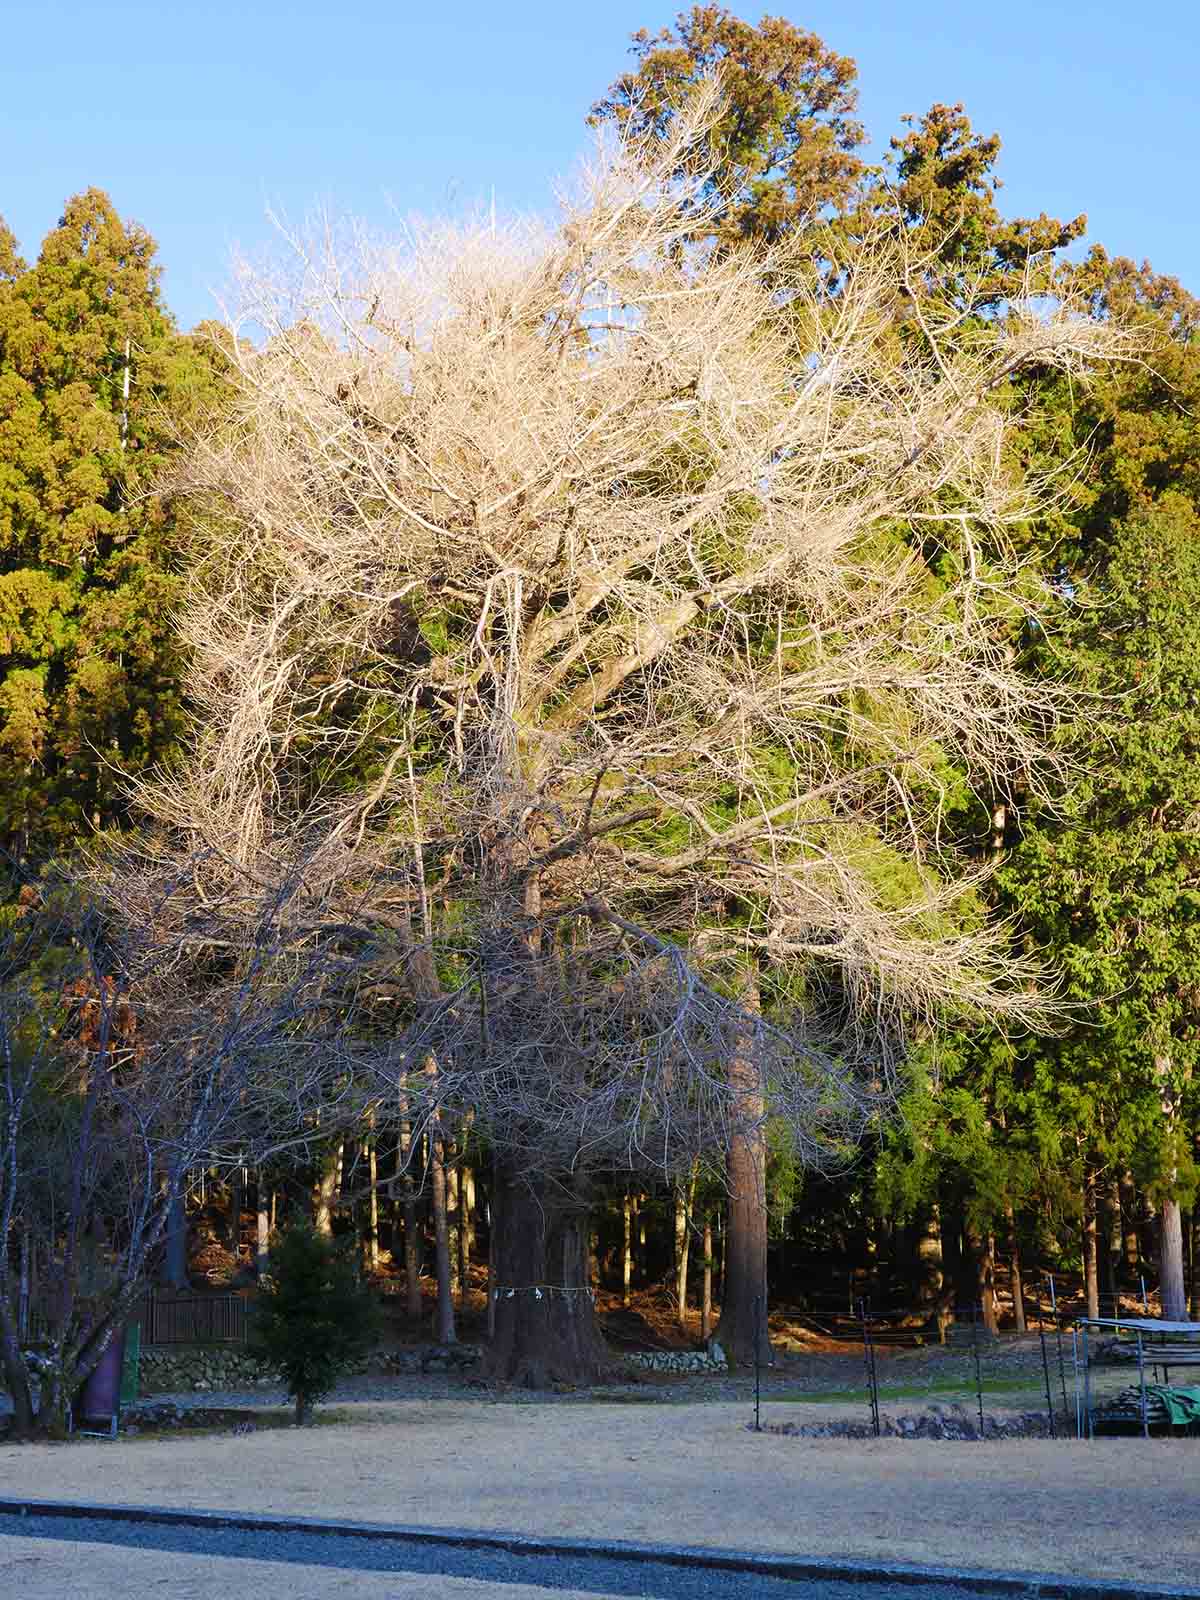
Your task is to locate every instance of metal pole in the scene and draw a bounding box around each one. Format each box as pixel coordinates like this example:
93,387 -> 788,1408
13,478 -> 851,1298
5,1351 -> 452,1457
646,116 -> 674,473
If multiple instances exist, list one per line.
860,1299 -> 880,1438
1072,1327 -> 1081,1440
1137,1331 -> 1149,1438
1039,1326 -> 1056,1436
753,1295 -> 762,1433
972,1301 -> 985,1438
1050,1276 -> 1069,1419
1083,1323 -> 1092,1440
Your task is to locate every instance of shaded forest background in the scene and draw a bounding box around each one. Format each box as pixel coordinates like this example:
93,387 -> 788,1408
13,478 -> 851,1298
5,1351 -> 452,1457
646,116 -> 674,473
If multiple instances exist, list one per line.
3,7 -> 1200,1368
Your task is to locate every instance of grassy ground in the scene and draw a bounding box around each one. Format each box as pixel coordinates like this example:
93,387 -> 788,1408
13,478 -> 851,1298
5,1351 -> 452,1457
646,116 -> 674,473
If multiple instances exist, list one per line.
4,1398 -> 1199,1588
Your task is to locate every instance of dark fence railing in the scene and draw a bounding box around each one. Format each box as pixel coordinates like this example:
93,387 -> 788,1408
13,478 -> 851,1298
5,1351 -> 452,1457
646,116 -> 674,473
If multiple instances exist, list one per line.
135,1290 -> 248,1346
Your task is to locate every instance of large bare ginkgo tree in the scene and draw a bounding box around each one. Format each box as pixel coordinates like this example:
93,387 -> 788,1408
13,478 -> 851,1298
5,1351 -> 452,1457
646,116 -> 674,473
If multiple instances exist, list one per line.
129,92 -> 1120,1381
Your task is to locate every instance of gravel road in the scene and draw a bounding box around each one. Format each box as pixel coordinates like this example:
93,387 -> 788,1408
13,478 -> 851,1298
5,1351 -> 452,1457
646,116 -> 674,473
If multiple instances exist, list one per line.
0,1512 -> 1011,1600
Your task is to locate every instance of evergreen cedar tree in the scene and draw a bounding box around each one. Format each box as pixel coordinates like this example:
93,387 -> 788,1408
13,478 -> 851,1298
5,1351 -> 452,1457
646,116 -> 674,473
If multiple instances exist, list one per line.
590,6 -> 865,240
875,259 -> 1200,1325
595,8 -> 1197,1327
0,192 -> 224,883
590,8 -> 1094,1353
249,1224 -> 382,1425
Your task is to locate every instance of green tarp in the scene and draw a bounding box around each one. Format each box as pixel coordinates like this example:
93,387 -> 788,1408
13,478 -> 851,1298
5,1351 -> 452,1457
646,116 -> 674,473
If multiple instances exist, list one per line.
1144,1384 -> 1200,1426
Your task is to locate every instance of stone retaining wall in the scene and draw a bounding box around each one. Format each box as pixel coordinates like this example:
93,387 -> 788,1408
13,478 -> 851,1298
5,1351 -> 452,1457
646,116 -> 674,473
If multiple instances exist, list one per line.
136,1340 -> 722,1392
621,1348 -> 728,1374
136,1342 -> 485,1393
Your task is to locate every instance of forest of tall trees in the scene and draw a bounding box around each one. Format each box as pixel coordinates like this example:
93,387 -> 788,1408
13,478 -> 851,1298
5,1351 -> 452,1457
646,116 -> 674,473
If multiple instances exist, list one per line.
3,9 -> 1198,1433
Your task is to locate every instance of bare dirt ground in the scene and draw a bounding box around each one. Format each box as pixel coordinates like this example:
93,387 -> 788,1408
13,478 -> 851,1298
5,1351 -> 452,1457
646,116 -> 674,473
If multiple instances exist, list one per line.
3,1396 -> 1199,1589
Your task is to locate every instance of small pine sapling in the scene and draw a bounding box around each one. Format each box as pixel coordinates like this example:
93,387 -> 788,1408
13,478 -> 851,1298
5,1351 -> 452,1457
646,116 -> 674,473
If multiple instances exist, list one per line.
249,1223 -> 382,1424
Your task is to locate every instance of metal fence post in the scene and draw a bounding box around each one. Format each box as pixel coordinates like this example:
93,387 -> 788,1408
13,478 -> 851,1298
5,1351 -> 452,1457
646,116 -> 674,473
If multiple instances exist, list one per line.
753,1295 -> 762,1433
1039,1326 -> 1056,1437
1137,1331 -> 1149,1439
972,1302 -> 985,1438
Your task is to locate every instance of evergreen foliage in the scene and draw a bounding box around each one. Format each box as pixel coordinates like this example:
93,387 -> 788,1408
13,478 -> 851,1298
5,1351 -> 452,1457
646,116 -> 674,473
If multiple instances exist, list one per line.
0,191 -> 225,881
248,1224 -> 382,1424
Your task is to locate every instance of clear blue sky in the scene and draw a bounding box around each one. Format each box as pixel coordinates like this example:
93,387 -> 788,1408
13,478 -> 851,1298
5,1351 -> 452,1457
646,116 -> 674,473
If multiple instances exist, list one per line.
3,2 -> 1196,329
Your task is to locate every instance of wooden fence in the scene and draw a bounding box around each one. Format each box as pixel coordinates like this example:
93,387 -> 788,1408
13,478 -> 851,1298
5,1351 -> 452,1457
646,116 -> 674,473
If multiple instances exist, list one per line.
134,1290 -> 248,1346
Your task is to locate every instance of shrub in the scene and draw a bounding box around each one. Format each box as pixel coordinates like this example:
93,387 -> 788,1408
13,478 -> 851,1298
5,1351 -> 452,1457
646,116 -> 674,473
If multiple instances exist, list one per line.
248,1223 -> 381,1423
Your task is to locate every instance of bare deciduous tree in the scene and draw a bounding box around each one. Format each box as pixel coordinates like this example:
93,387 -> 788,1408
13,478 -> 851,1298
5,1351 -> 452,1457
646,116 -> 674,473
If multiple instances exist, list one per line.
0,880 -> 365,1438
130,90 -> 1123,1380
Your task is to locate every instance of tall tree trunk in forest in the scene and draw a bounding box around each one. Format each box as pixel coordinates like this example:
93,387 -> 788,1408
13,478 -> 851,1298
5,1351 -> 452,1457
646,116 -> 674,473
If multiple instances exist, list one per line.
1155,1054 -> 1188,1320
675,1167 -> 696,1328
313,1142 -> 341,1237
621,1196 -> 633,1308
1101,1181 -> 1121,1310
1190,1206 -> 1200,1320
431,1133 -> 456,1343
915,1204 -> 947,1340
365,1122 -> 379,1272
1121,1172 -> 1140,1277
714,976 -> 771,1367
701,1217 -> 713,1342
228,1166 -> 243,1266
447,1160 -> 461,1301
399,1111 -> 423,1321
256,1174 -> 270,1277
1005,1202 -> 1026,1334
964,1222 -> 997,1334
1082,1174 -> 1100,1322
487,1165 -> 498,1340
1160,1199 -> 1188,1321
462,1164 -> 476,1301
458,1165 -> 472,1307
485,1171 -> 608,1386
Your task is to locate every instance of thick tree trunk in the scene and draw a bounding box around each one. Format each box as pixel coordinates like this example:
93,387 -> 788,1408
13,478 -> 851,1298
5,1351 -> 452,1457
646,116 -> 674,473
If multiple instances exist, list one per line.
1120,1172 -> 1140,1276
1154,1054 -> 1188,1321
1160,1198 -> 1188,1322
965,1223 -> 998,1335
915,1203 -> 945,1336
256,1174 -> 270,1277
1083,1174 -> 1100,1322
1005,1202 -> 1026,1335
313,1142 -> 341,1237
430,1135 -> 456,1344
228,1167 -> 243,1265
164,1187 -> 188,1289
484,1170 -> 609,1387
714,984 -> 771,1368
487,1163 -> 498,1340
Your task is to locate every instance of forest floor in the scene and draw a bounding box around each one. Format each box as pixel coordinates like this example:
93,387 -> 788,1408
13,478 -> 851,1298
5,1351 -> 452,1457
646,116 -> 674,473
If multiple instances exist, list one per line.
4,1394 -> 1199,1589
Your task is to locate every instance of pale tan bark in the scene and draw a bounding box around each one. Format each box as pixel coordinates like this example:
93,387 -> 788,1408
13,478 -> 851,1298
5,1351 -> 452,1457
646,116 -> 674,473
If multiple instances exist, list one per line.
431,1135 -> 456,1344
1155,1054 -> 1188,1321
621,1196 -> 633,1309
700,1217 -> 713,1342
